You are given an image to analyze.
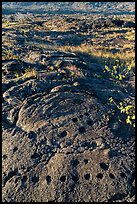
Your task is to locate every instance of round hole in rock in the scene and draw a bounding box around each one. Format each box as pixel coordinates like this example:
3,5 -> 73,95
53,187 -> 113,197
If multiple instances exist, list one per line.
46,175 -> 51,184
60,130 -> 67,138
84,159 -> 88,164
3,155 -> 7,160
31,153 -> 40,159
21,175 -> 27,183
72,118 -> 78,122
96,173 -> 103,179
66,140 -> 72,146
71,159 -> 79,167
84,173 -> 90,180
109,173 -> 115,179
120,172 -> 126,178
28,131 -> 37,140
92,141 -> 97,149
60,175 -> 66,182
79,115 -> 83,118
78,126 -> 86,134
31,175 -> 39,183
87,119 -> 93,126
100,162 -> 109,171
72,175 -> 79,182
13,147 -> 18,153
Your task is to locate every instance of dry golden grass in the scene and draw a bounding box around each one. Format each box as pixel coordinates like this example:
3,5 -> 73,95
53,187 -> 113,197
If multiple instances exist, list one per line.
23,69 -> 38,78
125,30 -> 135,41
43,19 -> 72,32
57,43 -> 135,67
2,50 -> 19,61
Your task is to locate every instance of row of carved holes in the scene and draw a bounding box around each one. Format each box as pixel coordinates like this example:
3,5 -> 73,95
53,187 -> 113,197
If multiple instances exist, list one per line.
45,172 -> 116,184
14,171 -> 116,186
46,174 -> 90,184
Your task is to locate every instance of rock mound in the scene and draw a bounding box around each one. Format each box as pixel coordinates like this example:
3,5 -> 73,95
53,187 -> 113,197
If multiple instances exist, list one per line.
2,14 -> 135,202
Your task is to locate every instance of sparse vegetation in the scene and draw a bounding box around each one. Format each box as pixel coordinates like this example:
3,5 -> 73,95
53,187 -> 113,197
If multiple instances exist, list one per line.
104,59 -> 134,81
24,67 -> 38,78
3,49 -> 19,60
109,97 -> 135,128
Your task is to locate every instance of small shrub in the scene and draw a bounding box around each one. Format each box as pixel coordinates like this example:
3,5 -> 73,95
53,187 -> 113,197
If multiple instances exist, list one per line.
109,97 -> 135,128
104,59 -> 133,81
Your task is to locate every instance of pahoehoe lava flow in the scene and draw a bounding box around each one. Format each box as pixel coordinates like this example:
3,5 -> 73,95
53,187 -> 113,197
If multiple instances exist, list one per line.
2,3 -> 135,202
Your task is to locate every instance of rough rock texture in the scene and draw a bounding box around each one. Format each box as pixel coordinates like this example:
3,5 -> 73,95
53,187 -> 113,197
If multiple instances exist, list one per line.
2,14 -> 135,202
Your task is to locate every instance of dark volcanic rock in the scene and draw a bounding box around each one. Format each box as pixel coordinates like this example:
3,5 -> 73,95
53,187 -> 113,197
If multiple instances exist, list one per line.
2,13 -> 135,202
124,21 -> 135,28
112,19 -> 125,27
